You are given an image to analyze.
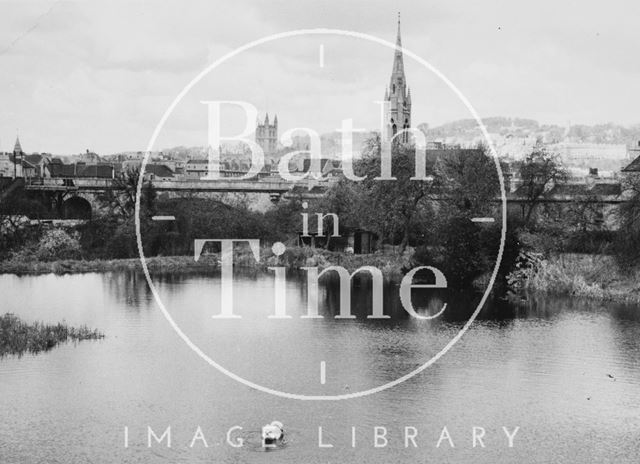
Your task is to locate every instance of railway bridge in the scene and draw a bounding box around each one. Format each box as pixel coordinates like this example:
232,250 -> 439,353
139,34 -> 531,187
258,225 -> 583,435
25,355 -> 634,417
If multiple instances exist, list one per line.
22,176 -> 326,219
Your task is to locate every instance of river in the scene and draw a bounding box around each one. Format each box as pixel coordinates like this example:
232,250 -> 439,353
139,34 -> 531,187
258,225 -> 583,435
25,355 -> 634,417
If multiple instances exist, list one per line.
0,270 -> 639,463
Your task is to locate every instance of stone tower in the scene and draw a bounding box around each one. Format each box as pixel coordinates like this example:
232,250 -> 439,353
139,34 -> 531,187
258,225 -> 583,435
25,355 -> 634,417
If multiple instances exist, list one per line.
255,113 -> 278,155
13,135 -> 23,179
384,13 -> 411,143
13,136 -> 22,155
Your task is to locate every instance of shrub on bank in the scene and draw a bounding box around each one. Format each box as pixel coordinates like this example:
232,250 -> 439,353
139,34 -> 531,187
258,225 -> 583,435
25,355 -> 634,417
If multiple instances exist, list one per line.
522,258 -> 604,298
508,253 -> 640,302
34,229 -> 82,261
7,228 -> 82,263
0,313 -> 104,356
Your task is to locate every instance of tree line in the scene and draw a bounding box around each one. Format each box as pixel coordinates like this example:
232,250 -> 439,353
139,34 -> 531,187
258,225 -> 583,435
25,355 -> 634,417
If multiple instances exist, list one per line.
1,139 -> 640,284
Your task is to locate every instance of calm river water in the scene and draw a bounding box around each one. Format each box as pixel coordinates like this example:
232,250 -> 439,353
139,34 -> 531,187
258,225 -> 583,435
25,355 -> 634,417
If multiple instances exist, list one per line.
0,270 -> 639,463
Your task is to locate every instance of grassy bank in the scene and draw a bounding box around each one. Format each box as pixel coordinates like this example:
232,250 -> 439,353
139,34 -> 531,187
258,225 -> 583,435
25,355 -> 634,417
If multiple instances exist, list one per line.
269,247 -> 410,279
0,246 -> 411,278
0,313 -> 104,356
0,255 -> 222,275
4,245 -> 639,303
518,253 -> 640,303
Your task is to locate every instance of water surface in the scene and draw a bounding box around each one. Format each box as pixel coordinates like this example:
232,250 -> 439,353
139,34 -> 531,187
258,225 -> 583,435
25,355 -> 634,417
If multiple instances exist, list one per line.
0,271 -> 639,463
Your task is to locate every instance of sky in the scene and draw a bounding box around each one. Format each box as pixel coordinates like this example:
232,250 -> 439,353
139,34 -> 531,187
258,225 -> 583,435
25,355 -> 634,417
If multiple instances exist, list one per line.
1,0 -> 640,154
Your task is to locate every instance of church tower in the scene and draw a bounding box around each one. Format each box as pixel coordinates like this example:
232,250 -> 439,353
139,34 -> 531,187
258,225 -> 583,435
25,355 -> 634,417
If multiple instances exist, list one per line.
13,135 -> 23,179
384,13 -> 411,143
255,113 -> 278,155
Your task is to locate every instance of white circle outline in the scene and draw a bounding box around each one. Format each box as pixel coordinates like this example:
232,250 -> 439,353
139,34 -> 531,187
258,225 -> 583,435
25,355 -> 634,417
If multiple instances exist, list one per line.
135,28 -> 507,401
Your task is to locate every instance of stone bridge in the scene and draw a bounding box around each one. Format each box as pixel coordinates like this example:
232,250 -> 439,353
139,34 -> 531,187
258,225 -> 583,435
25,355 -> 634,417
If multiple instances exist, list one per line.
22,176 -> 327,219
24,177 -> 298,194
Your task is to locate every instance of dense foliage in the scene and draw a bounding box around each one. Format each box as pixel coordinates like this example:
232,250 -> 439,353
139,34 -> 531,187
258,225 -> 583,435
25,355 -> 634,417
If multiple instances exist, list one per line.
3,138 -> 640,292
614,174 -> 640,268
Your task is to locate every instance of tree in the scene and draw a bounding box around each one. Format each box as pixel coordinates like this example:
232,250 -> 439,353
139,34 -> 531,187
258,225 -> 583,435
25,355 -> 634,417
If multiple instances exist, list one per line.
0,191 -> 47,255
436,144 -> 501,217
321,139 -> 505,253
615,174 -> 640,268
354,140 -> 439,252
314,179 -> 359,249
98,167 -> 156,218
519,147 -> 568,227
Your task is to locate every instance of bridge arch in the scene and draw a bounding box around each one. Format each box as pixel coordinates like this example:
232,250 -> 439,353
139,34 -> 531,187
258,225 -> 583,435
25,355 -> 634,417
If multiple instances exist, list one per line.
62,195 -> 92,220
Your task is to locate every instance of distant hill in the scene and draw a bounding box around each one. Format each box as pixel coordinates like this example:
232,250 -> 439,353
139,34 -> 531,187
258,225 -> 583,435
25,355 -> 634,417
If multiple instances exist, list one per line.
150,118 -> 640,161
419,117 -> 640,147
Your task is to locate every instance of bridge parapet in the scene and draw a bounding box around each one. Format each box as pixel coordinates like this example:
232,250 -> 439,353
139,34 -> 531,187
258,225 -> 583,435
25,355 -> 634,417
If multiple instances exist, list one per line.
23,176 -> 318,194
24,177 -> 110,191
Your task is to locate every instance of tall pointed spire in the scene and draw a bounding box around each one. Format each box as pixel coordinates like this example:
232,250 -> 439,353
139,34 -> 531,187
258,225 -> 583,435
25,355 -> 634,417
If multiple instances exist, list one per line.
384,13 -> 411,143
13,135 -> 22,155
392,12 -> 405,76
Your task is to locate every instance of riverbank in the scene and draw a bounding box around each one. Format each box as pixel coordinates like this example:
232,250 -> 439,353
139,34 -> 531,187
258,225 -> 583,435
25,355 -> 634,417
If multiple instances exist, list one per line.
516,253 -> 640,304
0,313 -> 104,356
5,249 -> 638,304
0,255 -> 221,275
0,247 -> 411,278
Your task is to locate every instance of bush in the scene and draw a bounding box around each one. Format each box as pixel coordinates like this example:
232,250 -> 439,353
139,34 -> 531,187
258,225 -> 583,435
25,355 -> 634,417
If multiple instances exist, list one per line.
513,256 -> 604,298
33,229 -> 82,261
78,216 -> 120,259
434,216 -> 484,289
479,220 -> 522,285
564,230 -> 615,254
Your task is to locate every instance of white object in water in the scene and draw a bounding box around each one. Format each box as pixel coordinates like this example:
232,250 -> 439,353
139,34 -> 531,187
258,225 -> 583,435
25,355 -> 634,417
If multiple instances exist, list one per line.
262,421 -> 284,448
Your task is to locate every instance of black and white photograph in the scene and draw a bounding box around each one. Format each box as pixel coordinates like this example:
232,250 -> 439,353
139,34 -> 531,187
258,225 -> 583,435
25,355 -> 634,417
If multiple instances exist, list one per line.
1,1 -> 640,463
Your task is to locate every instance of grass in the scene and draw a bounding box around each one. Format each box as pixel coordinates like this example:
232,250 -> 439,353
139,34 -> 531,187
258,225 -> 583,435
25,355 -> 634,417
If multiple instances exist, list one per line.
0,313 -> 105,357
0,247 -> 410,278
520,253 -> 640,303
0,255 -> 221,275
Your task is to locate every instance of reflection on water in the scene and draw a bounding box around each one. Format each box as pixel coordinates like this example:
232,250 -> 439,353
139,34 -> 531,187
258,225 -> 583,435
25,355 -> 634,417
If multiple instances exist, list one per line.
0,270 -> 639,463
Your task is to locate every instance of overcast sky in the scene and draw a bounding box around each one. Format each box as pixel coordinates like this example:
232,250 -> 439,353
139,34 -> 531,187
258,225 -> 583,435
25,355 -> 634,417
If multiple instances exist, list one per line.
1,0 -> 639,154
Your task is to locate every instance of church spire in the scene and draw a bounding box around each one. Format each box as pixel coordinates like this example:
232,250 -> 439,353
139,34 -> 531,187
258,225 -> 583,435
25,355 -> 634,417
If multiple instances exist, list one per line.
392,12 -> 405,76
13,135 -> 22,155
384,13 -> 411,144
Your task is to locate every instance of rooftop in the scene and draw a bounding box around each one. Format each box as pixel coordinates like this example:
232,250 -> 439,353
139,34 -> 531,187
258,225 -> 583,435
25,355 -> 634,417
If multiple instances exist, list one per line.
622,155 -> 640,172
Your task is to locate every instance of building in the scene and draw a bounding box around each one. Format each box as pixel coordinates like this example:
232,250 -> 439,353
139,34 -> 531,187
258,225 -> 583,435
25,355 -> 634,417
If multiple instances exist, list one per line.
623,142 -> 640,173
506,169 -> 623,230
160,160 -> 185,176
185,159 -> 209,178
547,142 -> 629,174
297,229 -> 377,254
143,164 -> 174,181
255,113 -> 278,155
0,153 -> 12,177
7,136 -> 35,178
22,154 -> 50,177
384,14 -> 411,143
77,149 -> 101,163
48,162 -> 115,178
